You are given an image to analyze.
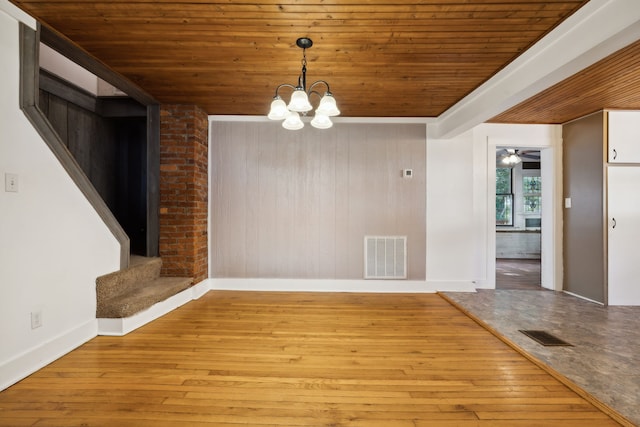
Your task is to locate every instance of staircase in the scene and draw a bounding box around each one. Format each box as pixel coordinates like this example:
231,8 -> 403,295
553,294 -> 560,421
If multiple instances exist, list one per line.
96,256 -> 193,318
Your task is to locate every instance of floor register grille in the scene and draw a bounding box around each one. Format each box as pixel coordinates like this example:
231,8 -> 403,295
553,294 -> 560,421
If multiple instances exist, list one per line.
519,330 -> 573,346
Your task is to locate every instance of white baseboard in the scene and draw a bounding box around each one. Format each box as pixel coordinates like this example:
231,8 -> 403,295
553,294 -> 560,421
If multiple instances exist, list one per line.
209,278 -> 477,293
426,280 -> 478,292
210,278 -> 432,293
97,279 -> 211,336
470,279 -> 494,290
190,279 -> 210,299
0,320 -> 96,391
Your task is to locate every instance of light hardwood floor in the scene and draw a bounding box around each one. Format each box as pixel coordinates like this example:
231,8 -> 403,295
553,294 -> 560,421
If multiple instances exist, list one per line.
0,291 -> 622,426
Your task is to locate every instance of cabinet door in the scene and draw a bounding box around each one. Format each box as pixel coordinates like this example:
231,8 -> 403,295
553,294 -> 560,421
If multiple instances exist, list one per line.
608,111 -> 640,163
608,166 -> 640,305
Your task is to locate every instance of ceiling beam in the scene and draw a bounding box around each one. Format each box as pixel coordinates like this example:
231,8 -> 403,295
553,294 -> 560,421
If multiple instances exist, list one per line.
431,0 -> 640,139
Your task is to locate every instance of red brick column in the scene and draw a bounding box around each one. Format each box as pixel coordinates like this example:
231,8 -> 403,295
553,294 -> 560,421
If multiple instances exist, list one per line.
159,105 -> 208,283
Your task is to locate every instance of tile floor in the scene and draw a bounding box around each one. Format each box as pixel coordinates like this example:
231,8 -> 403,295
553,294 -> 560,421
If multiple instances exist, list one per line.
443,289 -> 640,426
496,258 -> 542,290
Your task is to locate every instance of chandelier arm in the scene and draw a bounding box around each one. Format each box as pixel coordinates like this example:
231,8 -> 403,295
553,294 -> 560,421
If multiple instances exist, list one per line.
273,83 -> 297,98
308,90 -> 324,100
308,80 -> 331,94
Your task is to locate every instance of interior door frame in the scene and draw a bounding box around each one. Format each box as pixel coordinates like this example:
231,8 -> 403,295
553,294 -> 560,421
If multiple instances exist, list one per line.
486,139 -> 562,291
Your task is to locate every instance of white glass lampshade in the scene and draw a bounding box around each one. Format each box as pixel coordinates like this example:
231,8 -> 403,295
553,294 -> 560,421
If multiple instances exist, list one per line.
310,112 -> 333,129
287,89 -> 313,112
501,154 -> 521,165
315,93 -> 340,116
282,111 -> 304,130
268,97 -> 288,120
504,154 -> 521,165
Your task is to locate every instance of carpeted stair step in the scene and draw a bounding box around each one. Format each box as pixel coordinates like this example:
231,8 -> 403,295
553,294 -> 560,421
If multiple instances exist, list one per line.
96,256 -> 162,303
97,276 -> 193,318
96,256 -> 193,319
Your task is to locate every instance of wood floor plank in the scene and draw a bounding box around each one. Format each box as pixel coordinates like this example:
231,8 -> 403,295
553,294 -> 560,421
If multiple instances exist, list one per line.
0,291 -> 623,426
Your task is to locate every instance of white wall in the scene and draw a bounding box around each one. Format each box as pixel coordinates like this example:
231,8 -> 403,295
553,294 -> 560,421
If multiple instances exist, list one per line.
0,7 -> 120,390
426,127 -> 477,290
204,118 -> 561,293
425,123 -> 562,290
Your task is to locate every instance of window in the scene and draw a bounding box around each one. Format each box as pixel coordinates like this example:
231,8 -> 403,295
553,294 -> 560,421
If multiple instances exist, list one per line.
496,168 -> 513,225
523,176 -> 541,214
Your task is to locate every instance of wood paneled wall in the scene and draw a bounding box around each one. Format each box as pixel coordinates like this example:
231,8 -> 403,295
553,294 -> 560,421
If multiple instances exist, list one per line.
210,122 -> 426,280
39,85 -> 117,209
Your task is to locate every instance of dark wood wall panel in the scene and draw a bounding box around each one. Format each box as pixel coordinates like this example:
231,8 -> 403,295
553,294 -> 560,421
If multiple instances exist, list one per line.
89,120 -> 117,212
44,94 -> 68,141
39,89 -> 117,210
67,103 -> 95,176
38,78 -> 149,255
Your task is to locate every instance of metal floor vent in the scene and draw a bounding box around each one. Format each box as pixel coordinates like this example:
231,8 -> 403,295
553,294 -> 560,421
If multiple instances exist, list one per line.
519,330 -> 573,346
364,236 -> 407,279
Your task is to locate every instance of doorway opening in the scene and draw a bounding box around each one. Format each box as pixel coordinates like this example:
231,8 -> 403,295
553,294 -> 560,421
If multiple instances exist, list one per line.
495,148 -> 543,290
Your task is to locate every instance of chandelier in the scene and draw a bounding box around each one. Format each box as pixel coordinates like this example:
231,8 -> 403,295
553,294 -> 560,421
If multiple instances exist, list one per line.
267,37 -> 340,130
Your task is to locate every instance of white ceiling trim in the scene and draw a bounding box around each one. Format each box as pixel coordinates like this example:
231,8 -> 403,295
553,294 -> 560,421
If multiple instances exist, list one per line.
208,115 -> 436,125
432,0 -> 640,139
0,0 -> 36,29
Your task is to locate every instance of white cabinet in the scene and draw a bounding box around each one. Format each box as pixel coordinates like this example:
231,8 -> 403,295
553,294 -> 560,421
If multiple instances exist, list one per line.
607,166 -> 640,305
607,111 -> 640,163
607,111 -> 640,305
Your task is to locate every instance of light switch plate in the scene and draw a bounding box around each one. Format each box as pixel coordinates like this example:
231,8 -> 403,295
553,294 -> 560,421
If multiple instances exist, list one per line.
5,173 -> 18,192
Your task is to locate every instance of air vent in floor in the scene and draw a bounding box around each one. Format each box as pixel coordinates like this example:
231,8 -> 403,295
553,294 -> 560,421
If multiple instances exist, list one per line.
519,330 -> 573,346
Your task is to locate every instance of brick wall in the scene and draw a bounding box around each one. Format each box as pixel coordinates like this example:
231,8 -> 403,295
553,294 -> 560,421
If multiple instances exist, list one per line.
159,105 -> 208,283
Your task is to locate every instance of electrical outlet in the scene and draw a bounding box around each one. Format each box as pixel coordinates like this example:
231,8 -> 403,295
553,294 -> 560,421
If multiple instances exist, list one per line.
31,311 -> 42,329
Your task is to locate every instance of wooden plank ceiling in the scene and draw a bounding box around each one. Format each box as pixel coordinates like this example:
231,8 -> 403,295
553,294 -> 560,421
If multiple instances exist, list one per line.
490,38 -> 640,124
11,0 -> 616,123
